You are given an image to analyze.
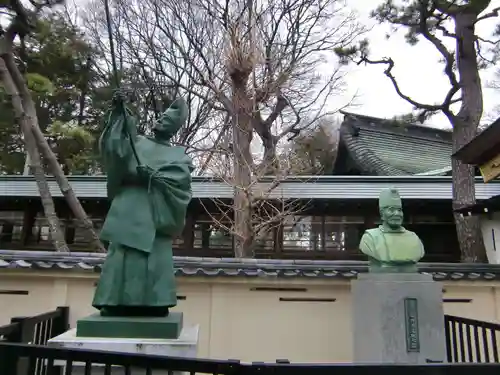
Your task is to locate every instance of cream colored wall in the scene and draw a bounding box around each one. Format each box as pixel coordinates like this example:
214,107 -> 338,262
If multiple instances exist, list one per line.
1,270 -> 500,363
480,214 -> 500,264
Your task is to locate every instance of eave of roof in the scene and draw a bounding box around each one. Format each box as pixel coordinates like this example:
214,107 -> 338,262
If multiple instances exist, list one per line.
0,250 -> 498,281
415,167 -> 452,176
453,117 -> 500,165
340,111 -> 453,140
1,175 -> 500,200
339,112 -> 452,176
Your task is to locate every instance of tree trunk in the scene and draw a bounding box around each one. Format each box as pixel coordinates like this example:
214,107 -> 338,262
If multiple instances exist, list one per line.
451,124 -> 486,262
0,57 -> 69,252
450,11 -> 487,262
23,152 -> 31,174
257,126 -> 278,175
4,53 -> 106,253
232,78 -> 254,258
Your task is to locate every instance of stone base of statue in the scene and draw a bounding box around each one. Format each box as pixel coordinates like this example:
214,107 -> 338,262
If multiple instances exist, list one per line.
47,322 -> 199,375
76,312 -> 183,339
351,273 -> 446,364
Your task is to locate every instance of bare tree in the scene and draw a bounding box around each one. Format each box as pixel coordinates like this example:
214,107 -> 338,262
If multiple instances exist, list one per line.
83,0 -> 364,257
201,152 -> 314,258
336,0 -> 500,262
0,0 -> 105,252
82,0 -> 227,173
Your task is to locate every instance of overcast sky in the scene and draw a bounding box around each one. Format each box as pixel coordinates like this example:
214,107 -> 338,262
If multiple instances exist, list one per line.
334,0 -> 500,129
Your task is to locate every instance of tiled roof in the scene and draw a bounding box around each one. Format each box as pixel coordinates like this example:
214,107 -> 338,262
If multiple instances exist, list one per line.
338,112 -> 453,176
0,250 -> 499,282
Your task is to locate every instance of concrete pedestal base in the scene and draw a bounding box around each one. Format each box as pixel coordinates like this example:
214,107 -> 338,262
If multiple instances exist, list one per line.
76,312 -> 183,339
48,325 -> 199,375
351,273 -> 446,364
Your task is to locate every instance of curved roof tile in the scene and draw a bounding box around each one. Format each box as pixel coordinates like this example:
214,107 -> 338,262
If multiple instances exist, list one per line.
0,250 -> 499,282
338,112 -> 453,176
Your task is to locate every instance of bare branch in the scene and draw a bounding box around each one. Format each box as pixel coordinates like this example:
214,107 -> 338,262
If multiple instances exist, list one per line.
420,2 -> 459,92
357,55 -> 459,114
476,6 -> 499,23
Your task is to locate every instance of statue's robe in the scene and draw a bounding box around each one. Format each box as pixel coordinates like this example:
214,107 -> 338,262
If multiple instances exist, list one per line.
92,104 -> 193,312
359,226 -> 424,271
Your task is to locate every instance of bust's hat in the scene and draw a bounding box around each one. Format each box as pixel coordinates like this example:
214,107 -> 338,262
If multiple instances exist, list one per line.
379,187 -> 402,209
153,97 -> 188,139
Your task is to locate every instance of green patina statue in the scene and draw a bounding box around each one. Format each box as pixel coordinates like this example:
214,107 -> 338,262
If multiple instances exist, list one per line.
92,94 -> 193,317
359,187 -> 424,273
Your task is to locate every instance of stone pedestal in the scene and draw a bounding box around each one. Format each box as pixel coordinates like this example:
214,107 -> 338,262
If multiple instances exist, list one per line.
47,325 -> 199,375
351,273 -> 446,364
76,312 -> 184,339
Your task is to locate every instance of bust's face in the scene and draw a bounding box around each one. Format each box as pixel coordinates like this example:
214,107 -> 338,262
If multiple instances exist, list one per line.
381,206 -> 403,229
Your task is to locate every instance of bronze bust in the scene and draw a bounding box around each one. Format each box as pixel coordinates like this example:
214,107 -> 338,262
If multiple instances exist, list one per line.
359,187 -> 424,273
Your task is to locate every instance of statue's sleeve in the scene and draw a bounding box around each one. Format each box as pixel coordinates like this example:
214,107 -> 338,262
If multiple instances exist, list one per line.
359,231 -> 375,258
98,104 -> 139,198
144,148 -> 194,236
418,237 -> 425,258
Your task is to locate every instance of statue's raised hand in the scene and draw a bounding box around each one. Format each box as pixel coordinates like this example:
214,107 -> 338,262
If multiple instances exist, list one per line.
112,89 -> 127,104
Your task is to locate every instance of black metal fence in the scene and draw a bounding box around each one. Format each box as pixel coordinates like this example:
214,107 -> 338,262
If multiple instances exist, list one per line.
2,309 -> 500,374
2,342 -> 500,375
0,306 -> 69,375
445,314 -> 500,363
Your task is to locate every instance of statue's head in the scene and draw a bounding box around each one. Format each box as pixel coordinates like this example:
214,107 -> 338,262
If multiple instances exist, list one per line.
152,97 -> 188,140
379,187 -> 403,230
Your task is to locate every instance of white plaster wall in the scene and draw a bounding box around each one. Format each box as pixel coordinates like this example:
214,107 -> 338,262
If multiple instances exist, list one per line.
0,271 -> 499,362
0,273 -> 56,325
480,213 -> 500,264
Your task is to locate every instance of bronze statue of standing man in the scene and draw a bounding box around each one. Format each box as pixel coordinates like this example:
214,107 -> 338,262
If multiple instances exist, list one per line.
93,93 -> 193,317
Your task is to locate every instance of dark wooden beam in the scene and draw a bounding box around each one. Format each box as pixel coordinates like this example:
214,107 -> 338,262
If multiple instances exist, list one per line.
20,202 -> 38,245
452,117 -> 500,165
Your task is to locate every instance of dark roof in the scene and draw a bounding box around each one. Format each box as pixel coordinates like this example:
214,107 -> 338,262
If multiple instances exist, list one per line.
1,250 -> 499,281
454,194 -> 500,216
453,117 -> 500,165
334,112 -> 453,176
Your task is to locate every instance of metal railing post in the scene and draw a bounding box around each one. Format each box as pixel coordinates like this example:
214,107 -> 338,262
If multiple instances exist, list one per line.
9,315 -> 36,375
51,307 -> 70,337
